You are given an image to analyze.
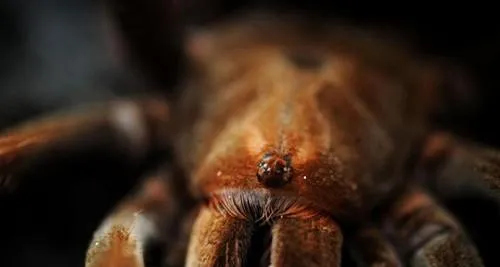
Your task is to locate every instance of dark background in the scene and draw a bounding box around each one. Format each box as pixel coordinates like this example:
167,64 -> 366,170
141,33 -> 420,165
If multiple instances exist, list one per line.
0,1 -> 499,266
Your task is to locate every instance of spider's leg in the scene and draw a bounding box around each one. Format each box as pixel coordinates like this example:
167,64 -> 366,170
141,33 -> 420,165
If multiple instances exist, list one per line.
348,225 -> 401,267
0,97 -> 170,190
270,214 -> 343,267
423,140 -> 500,266
446,141 -> 500,195
186,206 -> 254,267
85,165 -> 194,267
382,188 -> 484,267
415,132 -> 500,198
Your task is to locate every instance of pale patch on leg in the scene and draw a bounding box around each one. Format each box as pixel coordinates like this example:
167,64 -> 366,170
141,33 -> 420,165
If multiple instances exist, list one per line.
109,101 -> 148,156
85,171 -> 176,267
86,209 -> 158,267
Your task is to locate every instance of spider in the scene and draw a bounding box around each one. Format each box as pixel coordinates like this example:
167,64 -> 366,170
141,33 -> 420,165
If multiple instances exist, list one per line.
0,9 -> 498,267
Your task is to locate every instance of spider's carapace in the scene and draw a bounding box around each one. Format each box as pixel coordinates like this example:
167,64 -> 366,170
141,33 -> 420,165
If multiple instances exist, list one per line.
175,15 -> 438,221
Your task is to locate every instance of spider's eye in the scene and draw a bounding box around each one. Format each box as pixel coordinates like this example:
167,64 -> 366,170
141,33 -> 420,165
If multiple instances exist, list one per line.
256,152 -> 293,187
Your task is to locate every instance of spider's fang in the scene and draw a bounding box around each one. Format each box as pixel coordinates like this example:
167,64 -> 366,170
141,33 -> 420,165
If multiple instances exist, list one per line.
257,152 -> 293,188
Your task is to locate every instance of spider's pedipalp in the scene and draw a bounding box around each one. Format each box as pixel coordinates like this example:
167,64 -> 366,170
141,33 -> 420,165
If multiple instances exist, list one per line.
382,188 -> 484,267
0,97 -> 170,191
270,214 -> 343,267
186,206 -> 254,267
85,166 -> 193,267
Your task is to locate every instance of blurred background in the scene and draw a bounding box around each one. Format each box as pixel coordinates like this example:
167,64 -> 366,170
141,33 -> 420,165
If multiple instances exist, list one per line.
0,0 -> 499,266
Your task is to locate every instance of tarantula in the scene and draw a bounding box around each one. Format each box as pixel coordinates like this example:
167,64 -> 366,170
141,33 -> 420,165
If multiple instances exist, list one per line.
1,9 -> 498,267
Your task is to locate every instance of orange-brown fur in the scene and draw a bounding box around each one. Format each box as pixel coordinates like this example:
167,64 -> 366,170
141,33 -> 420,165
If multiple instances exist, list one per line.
175,13 -> 438,221
1,10 -> 494,267
271,214 -> 343,266
86,224 -> 142,267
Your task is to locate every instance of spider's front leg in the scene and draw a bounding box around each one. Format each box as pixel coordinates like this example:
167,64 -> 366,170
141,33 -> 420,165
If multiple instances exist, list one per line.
382,188 -> 484,267
85,164 -> 195,267
0,97 -> 170,190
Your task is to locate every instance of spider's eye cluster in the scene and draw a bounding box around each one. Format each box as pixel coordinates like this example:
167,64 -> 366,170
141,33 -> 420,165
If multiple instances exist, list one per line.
256,152 -> 293,187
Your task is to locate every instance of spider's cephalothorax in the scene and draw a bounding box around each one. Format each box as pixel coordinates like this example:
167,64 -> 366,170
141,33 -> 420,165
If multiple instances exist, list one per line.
0,10 -> 495,267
